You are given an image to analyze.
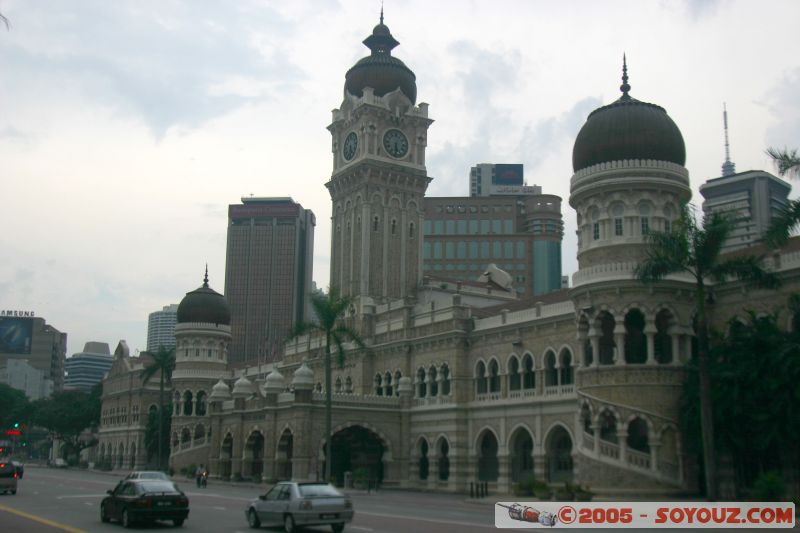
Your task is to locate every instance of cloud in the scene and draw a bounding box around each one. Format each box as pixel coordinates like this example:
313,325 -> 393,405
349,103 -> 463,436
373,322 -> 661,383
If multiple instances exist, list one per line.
673,0 -> 725,20
765,67 -> 800,150
0,126 -> 33,144
2,0 -> 306,138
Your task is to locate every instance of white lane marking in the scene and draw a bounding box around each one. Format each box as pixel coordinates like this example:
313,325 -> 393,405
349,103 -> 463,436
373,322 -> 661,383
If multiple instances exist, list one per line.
184,491 -> 250,501
357,510 -> 493,529
57,494 -> 107,499
351,527 -> 374,531
212,506 -> 227,510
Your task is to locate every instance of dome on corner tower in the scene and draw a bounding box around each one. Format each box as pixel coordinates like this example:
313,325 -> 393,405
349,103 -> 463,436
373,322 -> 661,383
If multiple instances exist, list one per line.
176,268 -> 231,326
344,12 -> 417,103
572,56 -> 686,173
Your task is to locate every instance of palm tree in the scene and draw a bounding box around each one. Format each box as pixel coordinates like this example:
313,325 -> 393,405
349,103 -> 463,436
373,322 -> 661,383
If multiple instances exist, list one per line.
634,205 -> 779,499
141,345 -> 176,471
764,148 -> 800,247
766,147 -> 800,177
287,287 -> 366,483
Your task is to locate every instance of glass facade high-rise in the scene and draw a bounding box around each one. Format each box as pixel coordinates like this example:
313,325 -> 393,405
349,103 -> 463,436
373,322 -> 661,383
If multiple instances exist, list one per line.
146,304 -> 178,352
225,197 -> 315,366
64,341 -> 113,392
422,194 -> 563,296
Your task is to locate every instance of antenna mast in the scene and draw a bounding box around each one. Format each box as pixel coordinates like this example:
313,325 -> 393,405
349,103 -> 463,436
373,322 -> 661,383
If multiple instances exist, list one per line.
721,103 -> 736,177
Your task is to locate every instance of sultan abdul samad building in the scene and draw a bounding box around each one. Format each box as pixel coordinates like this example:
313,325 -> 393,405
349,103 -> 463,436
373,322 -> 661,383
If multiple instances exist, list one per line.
98,17 -> 800,496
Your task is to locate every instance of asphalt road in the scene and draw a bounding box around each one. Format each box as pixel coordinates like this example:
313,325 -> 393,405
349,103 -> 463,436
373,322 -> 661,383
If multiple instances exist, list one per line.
0,466 -> 511,533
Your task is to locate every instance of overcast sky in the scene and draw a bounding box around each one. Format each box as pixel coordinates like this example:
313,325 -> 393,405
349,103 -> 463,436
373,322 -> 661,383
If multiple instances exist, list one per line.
1,0 -> 799,358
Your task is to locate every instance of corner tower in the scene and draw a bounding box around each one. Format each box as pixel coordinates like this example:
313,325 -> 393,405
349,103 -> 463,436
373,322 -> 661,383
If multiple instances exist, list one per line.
570,57 -> 691,270
327,13 -> 433,302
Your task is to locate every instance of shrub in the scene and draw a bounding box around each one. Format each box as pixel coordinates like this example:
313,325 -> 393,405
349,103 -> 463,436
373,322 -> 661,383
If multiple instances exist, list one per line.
555,482 -> 574,500
574,484 -> 594,501
751,471 -> 784,501
233,472 -> 243,482
532,480 -> 552,500
252,473 -> 262,484
353,467 -> 370,482
513,475 -> 537,496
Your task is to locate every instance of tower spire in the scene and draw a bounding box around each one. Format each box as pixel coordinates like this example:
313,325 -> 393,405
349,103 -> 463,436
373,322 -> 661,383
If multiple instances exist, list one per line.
380,2 -> 384,25
721,103 -> 736,177
203,264 -> 209,288
620,53 -> 631,99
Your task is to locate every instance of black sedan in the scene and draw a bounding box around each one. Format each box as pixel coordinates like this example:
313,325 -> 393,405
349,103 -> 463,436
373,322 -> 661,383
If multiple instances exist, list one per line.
101,479 -> 189,528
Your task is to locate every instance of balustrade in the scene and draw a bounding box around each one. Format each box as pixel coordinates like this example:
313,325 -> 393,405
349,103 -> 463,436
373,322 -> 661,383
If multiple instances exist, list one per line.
626,448 -> 651,469
599,440 -> 619,459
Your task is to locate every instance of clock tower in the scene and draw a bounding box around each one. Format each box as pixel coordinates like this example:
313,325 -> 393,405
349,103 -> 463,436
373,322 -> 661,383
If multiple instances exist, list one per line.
327,13 -> 433,302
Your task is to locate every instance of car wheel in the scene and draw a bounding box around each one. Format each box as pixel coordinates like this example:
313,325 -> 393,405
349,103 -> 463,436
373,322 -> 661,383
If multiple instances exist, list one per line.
248,509 -> 261,528
122,508 -> 133,528
100,504 -> 110,523
283,514 -> 295,533
11,490 -> 17,495
173,518 -> 184,527
332,523 -> 345,533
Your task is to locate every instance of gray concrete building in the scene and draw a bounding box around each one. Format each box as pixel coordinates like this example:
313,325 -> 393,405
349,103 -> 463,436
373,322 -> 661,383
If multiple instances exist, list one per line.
699,170 -> 790,252
0,313 -> 66,397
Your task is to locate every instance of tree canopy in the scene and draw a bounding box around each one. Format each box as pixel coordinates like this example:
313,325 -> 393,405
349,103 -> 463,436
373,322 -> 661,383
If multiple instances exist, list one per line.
32,387 -> 101,455
681,310 -> 800,492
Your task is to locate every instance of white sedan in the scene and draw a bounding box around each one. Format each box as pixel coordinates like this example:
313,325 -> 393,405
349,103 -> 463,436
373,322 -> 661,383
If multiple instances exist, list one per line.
245,481 -> 354,533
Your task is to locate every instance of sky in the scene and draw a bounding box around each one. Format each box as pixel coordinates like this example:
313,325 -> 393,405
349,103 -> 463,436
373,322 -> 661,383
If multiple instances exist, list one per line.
1,0 -> 799,358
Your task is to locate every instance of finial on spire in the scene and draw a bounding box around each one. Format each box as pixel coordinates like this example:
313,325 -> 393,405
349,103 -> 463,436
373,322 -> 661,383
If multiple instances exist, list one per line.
203,264 -> 209,288
620,53 -> 631,98
380,2 -> 384,25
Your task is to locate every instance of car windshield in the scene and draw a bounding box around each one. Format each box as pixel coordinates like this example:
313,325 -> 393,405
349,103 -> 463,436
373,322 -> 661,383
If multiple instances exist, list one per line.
298,484 -> 342,498
137,481 -> 178,494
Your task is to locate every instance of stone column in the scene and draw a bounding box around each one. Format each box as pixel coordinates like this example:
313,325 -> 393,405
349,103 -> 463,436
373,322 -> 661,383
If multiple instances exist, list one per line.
645,320 -> 657,364
614,329 -> 626,365
497,452 -> 510,493
533,453 -> 547,482
591,423 -> 600,457
577,332 -> 587,367
617,429 -> 628,463
650,441 -> 660,474
670,328 -> 681,365
589,329 -> 600,368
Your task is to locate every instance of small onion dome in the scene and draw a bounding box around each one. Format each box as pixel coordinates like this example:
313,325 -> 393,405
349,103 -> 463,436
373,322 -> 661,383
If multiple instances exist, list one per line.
344,14 -> 416,103
208,379 -> 231,401
231,375 -> 255,398
177,267 -> 231,325
291,362 -> 314,391
263,369 -> 285,395
572,56 -> 686,173
397,376 -> 413,395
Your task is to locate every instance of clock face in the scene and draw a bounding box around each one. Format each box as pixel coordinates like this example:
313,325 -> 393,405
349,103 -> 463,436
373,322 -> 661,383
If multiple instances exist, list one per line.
343,132 -> 358,161
383,129 -> 409,158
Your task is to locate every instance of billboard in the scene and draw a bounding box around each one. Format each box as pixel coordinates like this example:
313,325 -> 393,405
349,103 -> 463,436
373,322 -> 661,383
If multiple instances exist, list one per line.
0,317 -> 33,354
493,164 -> 524,186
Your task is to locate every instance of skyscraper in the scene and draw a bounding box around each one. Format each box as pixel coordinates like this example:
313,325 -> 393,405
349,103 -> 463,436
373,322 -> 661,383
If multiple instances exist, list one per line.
64,341 -> 113,392
0,313 -> 66,397
146,304 -> 178,352
422,193 -> 564,295
700,170 -> 790,252
225,197 -> 315,365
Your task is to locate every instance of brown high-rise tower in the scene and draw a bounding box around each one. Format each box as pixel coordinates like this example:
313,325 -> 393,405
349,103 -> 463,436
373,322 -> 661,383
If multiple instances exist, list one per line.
224,197 -> 315,365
